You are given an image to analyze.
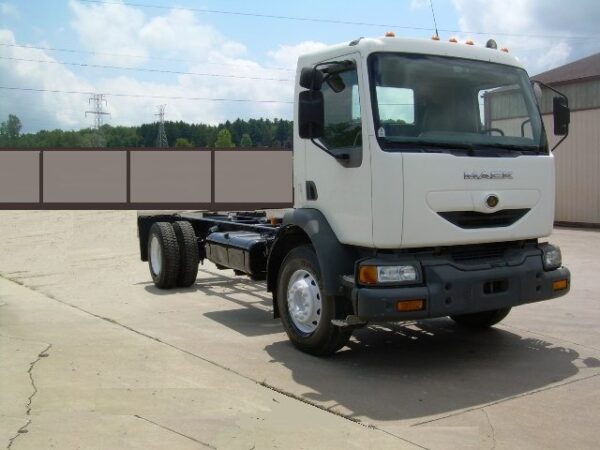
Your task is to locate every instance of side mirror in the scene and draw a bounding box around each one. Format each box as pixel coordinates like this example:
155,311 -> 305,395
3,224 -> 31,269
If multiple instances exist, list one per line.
298,90 -> 324,139
299,67 -> 324,90
553,96 -> 570,136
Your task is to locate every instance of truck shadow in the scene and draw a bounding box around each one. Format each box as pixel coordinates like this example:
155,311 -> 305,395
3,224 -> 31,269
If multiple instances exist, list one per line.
141,270 -> 592,421
144,269 -> 281,337
264,319 -> 588,422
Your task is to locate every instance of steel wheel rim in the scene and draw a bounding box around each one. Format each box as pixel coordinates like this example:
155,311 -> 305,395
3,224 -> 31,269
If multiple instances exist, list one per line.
287,269 -> 322,334
150,235 -> 162,275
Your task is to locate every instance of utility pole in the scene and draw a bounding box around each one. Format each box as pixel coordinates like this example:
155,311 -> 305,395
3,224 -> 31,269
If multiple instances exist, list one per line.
85,94 -> 110,147
155,104 -> 168,148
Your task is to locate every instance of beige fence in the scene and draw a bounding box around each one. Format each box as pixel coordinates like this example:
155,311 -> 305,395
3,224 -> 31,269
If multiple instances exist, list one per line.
0,148 -> 293,210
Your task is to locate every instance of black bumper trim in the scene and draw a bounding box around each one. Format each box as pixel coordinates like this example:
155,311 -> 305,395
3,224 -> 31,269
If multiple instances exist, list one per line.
353,255 -> 570,322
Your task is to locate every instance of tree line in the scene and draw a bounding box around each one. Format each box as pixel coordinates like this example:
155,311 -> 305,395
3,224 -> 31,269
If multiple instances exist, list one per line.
0,115 -> 293,149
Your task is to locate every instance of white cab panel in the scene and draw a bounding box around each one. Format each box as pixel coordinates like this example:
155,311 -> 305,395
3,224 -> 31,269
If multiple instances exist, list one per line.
398,153 -> 555,248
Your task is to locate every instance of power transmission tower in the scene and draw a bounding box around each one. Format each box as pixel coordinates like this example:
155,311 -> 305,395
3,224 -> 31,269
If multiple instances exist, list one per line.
85,94 -> 110,147
155,104 -> 168,148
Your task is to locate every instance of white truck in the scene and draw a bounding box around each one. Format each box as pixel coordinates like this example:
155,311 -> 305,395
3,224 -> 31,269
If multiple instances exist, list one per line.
138,35 -> 571,355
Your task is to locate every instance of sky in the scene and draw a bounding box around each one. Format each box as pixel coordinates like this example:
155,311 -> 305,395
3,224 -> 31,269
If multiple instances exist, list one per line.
1,0 -> 599,133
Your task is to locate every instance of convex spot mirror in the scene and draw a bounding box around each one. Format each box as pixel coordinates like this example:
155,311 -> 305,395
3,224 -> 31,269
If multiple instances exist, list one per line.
300,67 -> 324,90
326,73 -> 346,93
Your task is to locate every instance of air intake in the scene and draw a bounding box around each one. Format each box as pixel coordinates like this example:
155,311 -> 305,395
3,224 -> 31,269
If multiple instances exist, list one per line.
438,209 -> 530,229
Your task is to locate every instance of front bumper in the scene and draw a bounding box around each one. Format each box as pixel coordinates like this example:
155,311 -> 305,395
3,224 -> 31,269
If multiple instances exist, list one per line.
349,251 -> 570,322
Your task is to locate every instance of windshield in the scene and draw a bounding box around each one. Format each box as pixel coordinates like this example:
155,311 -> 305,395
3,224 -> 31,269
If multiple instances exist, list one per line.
368,53 -> 547,154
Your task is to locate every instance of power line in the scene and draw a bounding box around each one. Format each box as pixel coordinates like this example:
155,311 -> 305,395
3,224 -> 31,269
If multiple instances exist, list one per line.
0,43 -> 294,72
0,86 -> 294,104
79,0 -> 600,40
0,56 -> 292,82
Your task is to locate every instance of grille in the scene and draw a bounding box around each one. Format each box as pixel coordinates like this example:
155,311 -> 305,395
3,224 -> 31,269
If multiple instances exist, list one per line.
449,242 -> 513,262
438,209 -> 530,229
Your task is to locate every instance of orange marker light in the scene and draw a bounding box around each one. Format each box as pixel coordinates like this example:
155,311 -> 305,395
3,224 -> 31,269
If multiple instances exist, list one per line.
385,31 -> 396,37
431,35 -> 440,41
553,279 -> 569,291
449,37 -> 458,43
501,47 -> 510,53
397,299 -> 425,312
359,266 -> 378,284
465,39 -> 475,45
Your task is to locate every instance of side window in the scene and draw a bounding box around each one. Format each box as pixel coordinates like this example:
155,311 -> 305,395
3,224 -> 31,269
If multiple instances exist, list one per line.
321,68 -> 362,150
479,85 -> 533,138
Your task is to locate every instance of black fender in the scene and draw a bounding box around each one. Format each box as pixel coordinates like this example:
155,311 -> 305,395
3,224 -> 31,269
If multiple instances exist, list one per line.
267,208 -> 358,311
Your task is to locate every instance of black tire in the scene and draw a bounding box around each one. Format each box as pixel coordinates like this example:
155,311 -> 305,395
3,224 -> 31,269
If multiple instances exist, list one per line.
173,221 -> 199,288
147,222 -> 180,289
450,307 -> 511,329
277,245 -> 352,356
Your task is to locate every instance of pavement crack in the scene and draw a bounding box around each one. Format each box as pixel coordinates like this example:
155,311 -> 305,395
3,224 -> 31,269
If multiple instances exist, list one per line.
482,409 -> 496,450
134,415 -> 216,449
26,343 -> 52,416
6,342 -> 52,449
0,274 -> 429,449
7,420 -> 31,450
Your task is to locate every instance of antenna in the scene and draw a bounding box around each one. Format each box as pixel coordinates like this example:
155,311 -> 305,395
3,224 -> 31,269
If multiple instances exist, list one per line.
155,104 -> 168,148
429,0 -> 439,39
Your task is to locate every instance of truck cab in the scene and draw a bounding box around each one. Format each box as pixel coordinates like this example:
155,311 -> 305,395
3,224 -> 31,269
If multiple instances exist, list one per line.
139,35 -> 571,356
277,35 -> 570,352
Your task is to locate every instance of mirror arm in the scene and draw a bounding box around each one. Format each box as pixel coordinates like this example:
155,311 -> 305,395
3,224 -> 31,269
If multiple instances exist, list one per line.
534,80 -> 569,152
311,138 -> 350,161
551,135 -> 568,152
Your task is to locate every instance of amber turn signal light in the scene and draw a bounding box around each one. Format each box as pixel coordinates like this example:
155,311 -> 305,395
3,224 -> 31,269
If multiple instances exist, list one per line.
359,266 -> 378,284
553,279 -> 569,291
397,299 -> 425,312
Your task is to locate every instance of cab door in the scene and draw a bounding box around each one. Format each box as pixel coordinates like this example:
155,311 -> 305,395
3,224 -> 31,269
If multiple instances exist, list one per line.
301,56 -> 373,247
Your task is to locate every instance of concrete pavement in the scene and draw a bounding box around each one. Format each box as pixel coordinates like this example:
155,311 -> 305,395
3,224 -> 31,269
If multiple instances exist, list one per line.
1,211 -> 599,449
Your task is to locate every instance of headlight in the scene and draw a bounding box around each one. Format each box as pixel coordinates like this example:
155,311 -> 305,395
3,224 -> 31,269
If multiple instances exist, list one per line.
541,244 -> 562,271
359,265 -> 418,285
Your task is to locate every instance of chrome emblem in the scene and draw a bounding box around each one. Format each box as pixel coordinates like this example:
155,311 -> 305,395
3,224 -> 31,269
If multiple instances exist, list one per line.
464,170 -> 513,180
486,194 -> 500,208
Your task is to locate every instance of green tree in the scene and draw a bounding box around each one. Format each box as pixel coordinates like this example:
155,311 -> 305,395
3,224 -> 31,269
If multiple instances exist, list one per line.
175,137 -> 193,148
239,133 -> 253,148
214,128 -> 235,148
6,114 -> 22,140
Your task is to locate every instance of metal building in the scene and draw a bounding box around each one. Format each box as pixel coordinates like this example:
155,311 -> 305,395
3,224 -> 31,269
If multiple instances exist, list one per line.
534,53 -> 600,227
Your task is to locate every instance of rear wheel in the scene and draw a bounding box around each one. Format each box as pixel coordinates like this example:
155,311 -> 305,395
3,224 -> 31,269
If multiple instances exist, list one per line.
277,245 -> 352,356
148,222 -> 180,289
450,307 -> 511,329
173,221 -> 199,288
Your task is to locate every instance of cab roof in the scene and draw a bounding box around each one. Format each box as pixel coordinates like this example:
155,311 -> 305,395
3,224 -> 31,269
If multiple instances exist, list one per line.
297,36 -> 524,71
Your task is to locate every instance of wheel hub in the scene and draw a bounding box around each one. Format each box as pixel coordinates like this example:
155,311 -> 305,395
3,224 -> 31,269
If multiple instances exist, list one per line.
287,269 -> 322,334
150,235 -> 162,275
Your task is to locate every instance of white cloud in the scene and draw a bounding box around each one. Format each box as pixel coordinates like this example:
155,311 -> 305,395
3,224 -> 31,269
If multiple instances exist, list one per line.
410,0 -> 429,10
1,2 -> 331,132
452,0 -> 600,75
0,29 -> 95,131
268,41 -> 329,69
69,0 -> 148,66
0,2 -> 18,18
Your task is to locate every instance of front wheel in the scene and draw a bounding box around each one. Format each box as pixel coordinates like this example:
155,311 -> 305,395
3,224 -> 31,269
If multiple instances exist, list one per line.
450,307 -> 511,329
277,245 -> 352,356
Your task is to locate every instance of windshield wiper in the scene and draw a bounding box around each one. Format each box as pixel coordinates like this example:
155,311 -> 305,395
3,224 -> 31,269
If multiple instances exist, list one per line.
387,140 -> 541,156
